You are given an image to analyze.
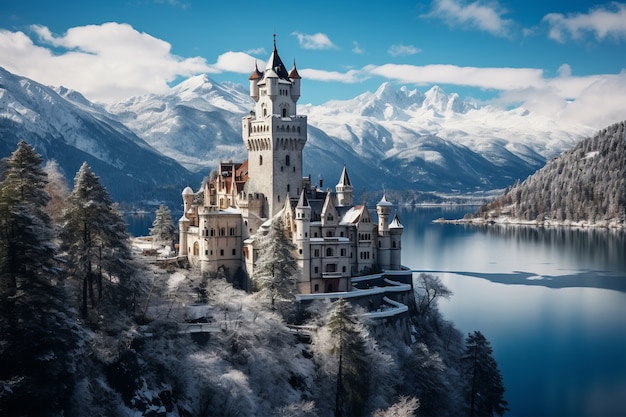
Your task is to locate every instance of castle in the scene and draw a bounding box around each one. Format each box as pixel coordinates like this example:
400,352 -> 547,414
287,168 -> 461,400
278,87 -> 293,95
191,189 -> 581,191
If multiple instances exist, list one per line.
179,39 -> 410,305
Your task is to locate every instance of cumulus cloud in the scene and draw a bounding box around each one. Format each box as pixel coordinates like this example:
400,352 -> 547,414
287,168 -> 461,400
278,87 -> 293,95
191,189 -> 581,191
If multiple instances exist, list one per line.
0,23 -> 211,102
291,32 -> 337,50
543,3 -> 626,43
387,44 -> 422,57
422,0 -> 514,37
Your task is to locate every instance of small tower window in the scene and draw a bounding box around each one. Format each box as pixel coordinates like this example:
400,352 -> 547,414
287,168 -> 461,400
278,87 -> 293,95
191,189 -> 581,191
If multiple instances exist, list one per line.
282,108 -> 287,117
286,155 -> 290,166
259,155 -> 263,165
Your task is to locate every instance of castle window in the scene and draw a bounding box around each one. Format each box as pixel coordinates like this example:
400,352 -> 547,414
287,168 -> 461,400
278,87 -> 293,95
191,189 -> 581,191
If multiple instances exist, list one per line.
314,284 -> 319,292
342,266 -> 346,272
326,231 -> 333,237
232,249 -> 236,256
340,248 -> 346,256
220,249 -> 224,256
282,108 -> 287,117
326,248 -> 334,257
299,249 -> 302,254
314,266 -> 319,274
305,232 -> 308,238
220,228 -> 225,236
205,250 -> 208,255
229,227 -> 236,236
259,155 -> 263,165
286,155 -> 290,166
314,249 -> 320,257
326,283 -> 333,293
287,184 -> 290,192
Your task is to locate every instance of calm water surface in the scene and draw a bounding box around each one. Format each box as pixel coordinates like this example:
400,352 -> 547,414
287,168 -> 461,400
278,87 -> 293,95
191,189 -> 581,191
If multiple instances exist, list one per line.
399,206 -> 626,417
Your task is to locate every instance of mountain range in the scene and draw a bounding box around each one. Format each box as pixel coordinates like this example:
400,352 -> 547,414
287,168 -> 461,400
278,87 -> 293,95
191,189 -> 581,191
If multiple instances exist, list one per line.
0,66 -> 597,205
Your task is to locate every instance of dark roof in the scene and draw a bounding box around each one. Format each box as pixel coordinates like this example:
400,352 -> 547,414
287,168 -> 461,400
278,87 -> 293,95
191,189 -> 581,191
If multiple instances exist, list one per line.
265,41 -> 290,80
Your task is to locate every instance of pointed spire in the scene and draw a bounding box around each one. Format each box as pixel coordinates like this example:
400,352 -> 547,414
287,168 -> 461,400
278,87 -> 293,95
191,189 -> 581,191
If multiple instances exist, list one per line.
338,164 -> 352,187
390,212 -> 404,229
249,60 -> 263,80
289,59 -> 301,79
265,34 -> 290,79
378,192 -> 392,206
297,188 -> 310,208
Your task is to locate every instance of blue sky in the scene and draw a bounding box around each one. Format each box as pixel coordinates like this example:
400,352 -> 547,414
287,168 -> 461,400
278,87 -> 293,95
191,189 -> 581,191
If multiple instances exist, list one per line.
1,0 -> 625,127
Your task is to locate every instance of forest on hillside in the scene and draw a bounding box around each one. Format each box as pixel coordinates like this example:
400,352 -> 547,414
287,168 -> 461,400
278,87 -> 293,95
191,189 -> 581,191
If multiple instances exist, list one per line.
472,121 -> 626,227
0,141 -> 509,416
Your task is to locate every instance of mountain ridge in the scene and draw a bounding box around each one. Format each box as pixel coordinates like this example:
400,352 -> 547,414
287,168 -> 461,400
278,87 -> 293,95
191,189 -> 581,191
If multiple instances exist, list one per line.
0,67 -> 602,203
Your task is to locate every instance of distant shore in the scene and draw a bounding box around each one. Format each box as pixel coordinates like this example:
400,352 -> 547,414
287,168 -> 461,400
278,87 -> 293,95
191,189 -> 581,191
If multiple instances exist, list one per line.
435,215 -> 625,230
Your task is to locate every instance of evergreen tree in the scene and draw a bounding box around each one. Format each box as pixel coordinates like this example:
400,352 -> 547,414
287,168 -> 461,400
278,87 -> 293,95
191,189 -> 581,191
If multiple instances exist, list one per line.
327,298 -> 370,417
252,217 -> 299,315
462,331 -> 508,417
0,141 -> 78,416
149,204 -> 176,243
60,162 -> 133,320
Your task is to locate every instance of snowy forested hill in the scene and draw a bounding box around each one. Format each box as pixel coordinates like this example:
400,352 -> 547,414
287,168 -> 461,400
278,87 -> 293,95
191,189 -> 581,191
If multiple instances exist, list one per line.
471,121 -> 626,227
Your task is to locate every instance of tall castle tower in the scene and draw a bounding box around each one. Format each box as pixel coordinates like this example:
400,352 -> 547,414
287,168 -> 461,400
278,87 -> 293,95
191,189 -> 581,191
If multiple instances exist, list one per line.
242,37 -> 307,218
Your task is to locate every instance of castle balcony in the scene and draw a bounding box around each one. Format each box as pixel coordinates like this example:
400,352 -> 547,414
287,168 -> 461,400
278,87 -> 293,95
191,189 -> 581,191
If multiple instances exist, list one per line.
322,272 -> 343,280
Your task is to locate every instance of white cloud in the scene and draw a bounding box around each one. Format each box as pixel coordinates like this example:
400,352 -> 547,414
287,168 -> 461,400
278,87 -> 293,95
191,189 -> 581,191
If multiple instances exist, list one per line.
291,32 -> 337,50
423,0 -> 513,37
387,44 -> 422,57
0,23 -> 211,102
366,63 -> 546,91
352,41 -> 365,55
543,3 -> 626,43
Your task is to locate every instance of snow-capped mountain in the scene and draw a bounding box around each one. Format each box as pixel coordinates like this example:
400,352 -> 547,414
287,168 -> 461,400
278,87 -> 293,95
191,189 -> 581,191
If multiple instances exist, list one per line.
0,67 -> 597,203
105,75 -> 252,172
105,74 -> 593,193
0,67 -> 197,204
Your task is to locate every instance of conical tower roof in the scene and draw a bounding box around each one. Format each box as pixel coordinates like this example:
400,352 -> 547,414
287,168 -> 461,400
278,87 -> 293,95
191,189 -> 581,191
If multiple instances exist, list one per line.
265,36 -> 290,80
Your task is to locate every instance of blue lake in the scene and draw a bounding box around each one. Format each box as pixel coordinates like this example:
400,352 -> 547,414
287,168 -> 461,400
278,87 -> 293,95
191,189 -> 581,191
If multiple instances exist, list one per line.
400,206 -> 626,417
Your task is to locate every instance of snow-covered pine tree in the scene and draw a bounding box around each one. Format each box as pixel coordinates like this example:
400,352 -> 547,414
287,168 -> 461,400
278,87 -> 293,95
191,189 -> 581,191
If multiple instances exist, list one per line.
0,141 -> 79,416
60,162 -> 133,320
326,298 -> 371,417
462,331 -> 508,417
252,217 -> 299,316
149,204 -> 176,243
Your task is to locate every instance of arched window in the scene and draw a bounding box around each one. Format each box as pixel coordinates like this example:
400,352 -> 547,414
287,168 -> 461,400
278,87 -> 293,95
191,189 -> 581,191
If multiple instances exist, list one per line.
282,108 -> 287,117
326,247 -> 333,256
286,155 -> 290,166
259,155 -> 263,165
193,242 -> 199,256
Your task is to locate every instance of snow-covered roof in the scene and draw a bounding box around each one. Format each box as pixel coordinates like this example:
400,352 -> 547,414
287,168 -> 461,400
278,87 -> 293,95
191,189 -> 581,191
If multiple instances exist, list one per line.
182,186 -> 194,195
340,205 -> 364,225
390,212 -> 403,229
377,193 -> 392,207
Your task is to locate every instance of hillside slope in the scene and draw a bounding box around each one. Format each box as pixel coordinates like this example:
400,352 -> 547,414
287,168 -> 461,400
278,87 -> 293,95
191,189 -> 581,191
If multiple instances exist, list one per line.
470,121 -> 626,227
0,67 -> 198,204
